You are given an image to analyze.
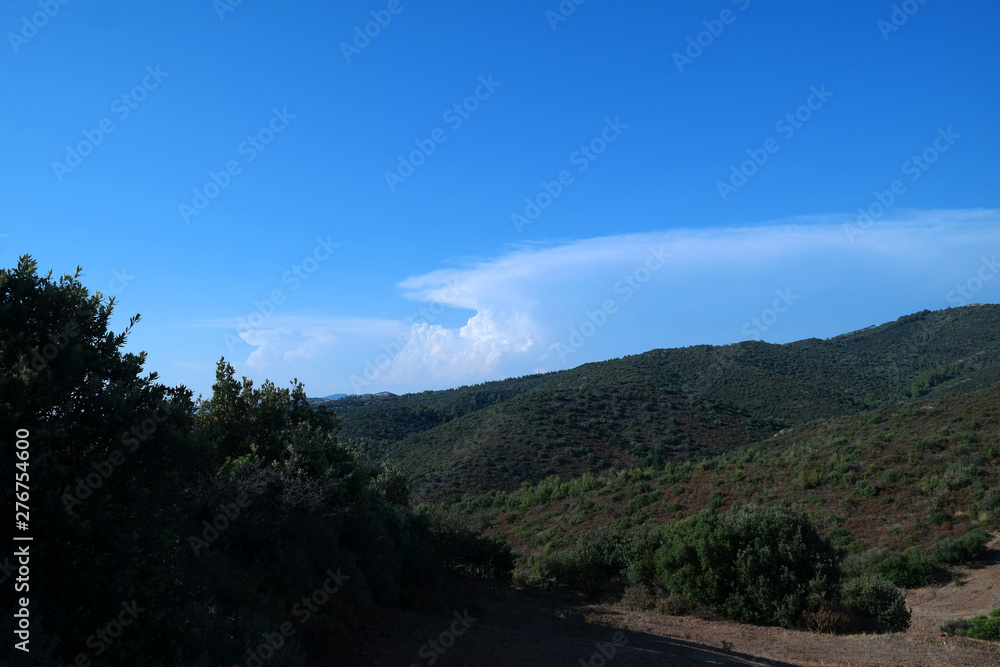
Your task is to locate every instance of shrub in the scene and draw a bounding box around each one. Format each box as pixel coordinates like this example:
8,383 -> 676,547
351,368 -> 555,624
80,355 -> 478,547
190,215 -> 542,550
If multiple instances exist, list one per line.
827,528 -> 862,556
620,583 -> 658,611
944,463 -> 980,491
979,488 -> 1000,516
801,602 -> 852,634
854,480 -> 879,499
882,468 -> 908,485
794,470 -> 821,490
929,530 -> 989,565
943,608 -> 1000,641
842,547 -> 934,588
529,527 -> 658,599
418,508 -> 514,581
929,509 -> 953,526
842,577 -> 911,632
653,505 -> 840,627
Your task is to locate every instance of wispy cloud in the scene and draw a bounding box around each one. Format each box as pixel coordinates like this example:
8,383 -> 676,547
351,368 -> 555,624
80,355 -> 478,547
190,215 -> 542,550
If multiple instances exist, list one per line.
200,209 -> 1000,394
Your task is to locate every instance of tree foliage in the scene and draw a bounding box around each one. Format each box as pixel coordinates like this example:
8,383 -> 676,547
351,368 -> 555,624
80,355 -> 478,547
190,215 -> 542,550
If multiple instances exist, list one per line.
653,505 -> 841,627
0,257 -> 506,665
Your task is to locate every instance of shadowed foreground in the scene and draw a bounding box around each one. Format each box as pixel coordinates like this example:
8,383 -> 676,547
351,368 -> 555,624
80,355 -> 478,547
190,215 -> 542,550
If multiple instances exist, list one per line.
346,579 -> 1000,667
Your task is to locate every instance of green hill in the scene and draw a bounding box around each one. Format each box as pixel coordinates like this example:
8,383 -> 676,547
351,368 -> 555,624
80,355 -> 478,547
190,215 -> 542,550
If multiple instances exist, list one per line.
444,382 -> 1000,560
332,371 -> 559,443
336,305 -> 1000,501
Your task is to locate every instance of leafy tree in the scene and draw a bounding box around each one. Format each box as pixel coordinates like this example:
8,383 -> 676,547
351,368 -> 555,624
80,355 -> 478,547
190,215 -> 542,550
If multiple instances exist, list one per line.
195,358 -> 340,468
0,256 -> 210,661
0,257 -> 501,665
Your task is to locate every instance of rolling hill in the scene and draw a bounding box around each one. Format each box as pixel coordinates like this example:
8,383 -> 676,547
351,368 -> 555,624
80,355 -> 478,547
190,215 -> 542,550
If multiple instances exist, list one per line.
327,305 -> 1000,502
444,382 -> 1000,557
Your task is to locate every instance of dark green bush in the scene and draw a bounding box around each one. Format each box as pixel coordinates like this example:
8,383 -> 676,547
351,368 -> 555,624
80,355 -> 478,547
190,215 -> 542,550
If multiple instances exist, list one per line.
418,507 -> 514,581
980,488 -> 1000,514
929,509 -> 953,525
881,468 -> 908,485
827,528 -> 859,555
929,530 -> 989,565
842,576 -> 911,632
653,505 -> 840,627
943,608 -> 1000,641
854,479 -> 879,498
842,547 -> 935,588
529,527 -> 658,598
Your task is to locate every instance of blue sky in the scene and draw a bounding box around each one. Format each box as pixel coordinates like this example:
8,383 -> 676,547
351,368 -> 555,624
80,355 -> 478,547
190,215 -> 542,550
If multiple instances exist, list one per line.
2,0 -> 998,398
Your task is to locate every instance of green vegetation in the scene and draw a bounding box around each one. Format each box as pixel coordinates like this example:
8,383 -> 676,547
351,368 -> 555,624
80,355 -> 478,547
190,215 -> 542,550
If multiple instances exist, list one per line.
842,547 -> 936,588
841,577 -> 911,632
415,506 -> 515,580
441,383 -> 1000,560
0,257 -> 506,665
336,306 -> 1000,501
653,505 -> 839,627
838,530 -> 989,589
836,532 -> 988,591
4,256 -> 998,660
519,504 -> 914,632
943,608 -> 1000,642
426,364 -> 999,635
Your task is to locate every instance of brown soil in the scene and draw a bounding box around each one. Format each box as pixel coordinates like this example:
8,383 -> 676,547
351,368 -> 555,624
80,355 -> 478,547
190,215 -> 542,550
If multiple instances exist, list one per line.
904,536 -> 1000,636
344,543 -> 1000,667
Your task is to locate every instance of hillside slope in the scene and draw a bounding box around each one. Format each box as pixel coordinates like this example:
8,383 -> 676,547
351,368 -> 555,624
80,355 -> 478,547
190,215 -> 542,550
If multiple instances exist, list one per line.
330,305 -> 1000,501
332,371 -> 559,443
446,383 -> 1000,558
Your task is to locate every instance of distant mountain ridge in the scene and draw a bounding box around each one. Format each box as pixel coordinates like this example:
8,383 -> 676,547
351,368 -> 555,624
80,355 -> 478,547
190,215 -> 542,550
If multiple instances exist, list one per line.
306,393 -> 349,402
322,305 -> 1000,501
307,392 -> 401,403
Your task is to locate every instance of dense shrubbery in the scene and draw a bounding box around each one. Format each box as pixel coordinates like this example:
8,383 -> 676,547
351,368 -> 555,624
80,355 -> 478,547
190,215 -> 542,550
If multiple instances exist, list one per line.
841,577 -> 911,632
653,505 -> 841,627
522,503 -> 925,633
527,505 -> 847,628
842,547 -> 936,588
842,529 -> 989,588
0,257 -> 508,665
527,527 -> 658,599
929,529 -> 990,564
416,507 -> 515,581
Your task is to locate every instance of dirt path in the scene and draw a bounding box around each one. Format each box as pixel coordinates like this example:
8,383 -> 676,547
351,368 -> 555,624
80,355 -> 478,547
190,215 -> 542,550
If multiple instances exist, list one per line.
587,607 -> 998,667
345,550 -> 1000,667
347,585 -> 794,666
905,535 -> 1000,636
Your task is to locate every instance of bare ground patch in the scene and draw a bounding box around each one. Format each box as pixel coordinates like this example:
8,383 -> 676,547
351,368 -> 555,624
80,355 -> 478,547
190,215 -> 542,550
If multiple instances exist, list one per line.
905,535 -> 1000,636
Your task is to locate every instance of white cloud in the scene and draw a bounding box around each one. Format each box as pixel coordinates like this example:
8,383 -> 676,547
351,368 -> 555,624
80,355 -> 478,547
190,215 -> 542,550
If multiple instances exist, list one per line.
189,315 -> 406,378
380,308 -> 536,383
205,209 -> 1000,394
